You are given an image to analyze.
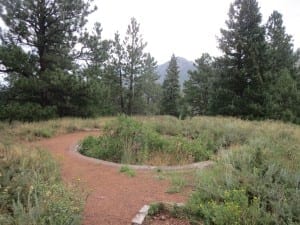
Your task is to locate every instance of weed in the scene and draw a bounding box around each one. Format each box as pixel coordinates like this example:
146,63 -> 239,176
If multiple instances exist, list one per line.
186,123 -> 300,225
79,115 -> 215,165
33,128 -> 54,138
1,116 -> 299,225
0,117 -> 106,142
155,174 -> 165,180
119,165 -> 136,177
0,144 -> 84,225
156,168 -> 162,173
166,175 -> 187,194
148,202 -> 164,216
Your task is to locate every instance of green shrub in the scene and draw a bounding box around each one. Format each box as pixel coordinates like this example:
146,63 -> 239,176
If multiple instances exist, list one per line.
151,116 -> 182,136
148,202 -> 164,216
33,128 -> 55,138
0,144 -> 84,225
119,165 -> 136,177
80,115 -> 169,164
79,115 -> 218,165
80,135 -> 123,162
186,125 -> 300,225
0,102 -> 57,122
166,175 -> 187,193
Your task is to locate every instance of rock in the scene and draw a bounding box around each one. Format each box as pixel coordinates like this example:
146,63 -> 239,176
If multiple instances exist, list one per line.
132,205 -> 150,225
160,215 -> 166,220
132,213 -> 145,225
139,205 -> 150,214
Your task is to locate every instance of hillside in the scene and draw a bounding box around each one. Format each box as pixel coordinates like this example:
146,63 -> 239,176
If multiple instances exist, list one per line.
157,57 -> 195,87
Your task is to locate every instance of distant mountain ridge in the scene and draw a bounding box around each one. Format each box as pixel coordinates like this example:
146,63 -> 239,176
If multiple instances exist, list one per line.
157,57 -> 195,87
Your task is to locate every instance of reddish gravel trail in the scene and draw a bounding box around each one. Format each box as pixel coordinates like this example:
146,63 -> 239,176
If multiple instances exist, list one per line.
35,132 -> 188,225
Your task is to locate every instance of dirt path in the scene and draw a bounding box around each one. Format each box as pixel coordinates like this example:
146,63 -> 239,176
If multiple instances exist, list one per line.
35,132 -> 188,225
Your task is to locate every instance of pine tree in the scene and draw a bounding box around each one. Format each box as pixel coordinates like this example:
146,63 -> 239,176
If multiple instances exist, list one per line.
216,0 -> 267,117
161,54 -> 180,116
111,32 -> 126,113
134,53 -> 162,114
0,0 -> 96,120
266,11 -> 296,73
264,11 -> 300,121
265,69 -> 299,122
184,53 -> 214,115
80,23 -> 118,115
0,0 -> 95,73
123,17 -> 147,115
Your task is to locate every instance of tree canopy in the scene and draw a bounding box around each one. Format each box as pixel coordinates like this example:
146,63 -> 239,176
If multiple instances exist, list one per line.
0,0 -> 299,124
0,0 -> 97,120
161,54 -> 180,117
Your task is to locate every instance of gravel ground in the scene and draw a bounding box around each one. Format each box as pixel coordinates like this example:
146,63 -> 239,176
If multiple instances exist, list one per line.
35,131 -> 188,225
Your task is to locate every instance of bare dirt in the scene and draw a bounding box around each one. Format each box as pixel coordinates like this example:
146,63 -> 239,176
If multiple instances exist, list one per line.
35,131 -> 189,225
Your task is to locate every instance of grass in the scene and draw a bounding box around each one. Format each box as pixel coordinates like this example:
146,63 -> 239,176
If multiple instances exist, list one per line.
119,165 -> 136,177
0,117 -> 111,142
81,115 -> 296,166
148,202 -> 165,216
166,175 -> 187,193
184,119 -> 300,224
154,169 -> 197,194
146,202 -> 188,224
80,115 -> 300,224
0,117 -> 111,224
1,115 -> 299,225
0,143 -> 85,225
79,115 -> 215,165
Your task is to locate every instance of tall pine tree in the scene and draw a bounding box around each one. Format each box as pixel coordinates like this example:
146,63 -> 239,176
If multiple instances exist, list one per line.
266,11 -> 296,73
0,0 -> 96,120
134,53 -> 162,114
215,0 -> 267,117
264,11 -> 300,121
184,53 -> 215,115
79,23 -> 118,115
111,32 -> 126,113
161,54 -> 180,116
123,18 -> 147,115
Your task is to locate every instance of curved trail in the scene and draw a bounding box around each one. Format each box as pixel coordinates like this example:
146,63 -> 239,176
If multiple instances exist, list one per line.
36,132 -> 188,225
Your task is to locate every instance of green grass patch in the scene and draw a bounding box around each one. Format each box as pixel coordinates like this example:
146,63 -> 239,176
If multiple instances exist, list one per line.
79,115 -> 300,224
79,115 -> 215,165
0,117 -> 112,224
154,169 -> 196,194
148,202 -> 165,216
166,175 -> 187,194
0,144 -> 84,225
185,121 -> 300,224
79,115 -> 265,166
0,117 -> 108,142
119,165 -> 136,177
1,116 -> 299,225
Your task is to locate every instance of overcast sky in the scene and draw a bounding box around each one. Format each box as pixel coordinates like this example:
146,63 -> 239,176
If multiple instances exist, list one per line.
88,0 -> 300,64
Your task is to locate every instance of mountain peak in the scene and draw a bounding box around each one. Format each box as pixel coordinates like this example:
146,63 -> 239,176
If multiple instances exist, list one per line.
157,57 -> 194,87
176,56 -> 190,61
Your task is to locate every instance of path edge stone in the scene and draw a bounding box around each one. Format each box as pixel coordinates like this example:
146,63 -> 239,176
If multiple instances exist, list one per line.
131,202 -> 186,225
132,205 -> 150,225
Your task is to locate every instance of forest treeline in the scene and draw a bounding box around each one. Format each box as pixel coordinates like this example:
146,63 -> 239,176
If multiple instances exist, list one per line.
0,0 -> 299,123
